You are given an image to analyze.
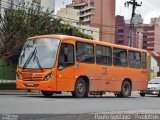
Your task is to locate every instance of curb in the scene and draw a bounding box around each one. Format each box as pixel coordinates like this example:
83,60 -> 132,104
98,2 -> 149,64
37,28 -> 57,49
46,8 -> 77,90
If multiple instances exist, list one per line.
0,90 -> 41,95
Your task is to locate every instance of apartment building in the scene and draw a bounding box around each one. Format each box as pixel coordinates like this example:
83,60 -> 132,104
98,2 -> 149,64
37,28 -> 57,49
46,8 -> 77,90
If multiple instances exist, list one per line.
57,7 -> 100,40
68,0 -> 115,43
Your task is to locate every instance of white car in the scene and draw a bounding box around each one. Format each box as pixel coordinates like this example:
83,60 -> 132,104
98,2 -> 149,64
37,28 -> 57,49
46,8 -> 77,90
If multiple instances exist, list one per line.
140,77 -> 160,97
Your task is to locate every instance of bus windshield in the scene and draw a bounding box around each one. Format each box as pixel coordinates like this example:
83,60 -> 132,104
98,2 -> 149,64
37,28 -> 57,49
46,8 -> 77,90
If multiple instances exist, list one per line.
18,38 -> 60,69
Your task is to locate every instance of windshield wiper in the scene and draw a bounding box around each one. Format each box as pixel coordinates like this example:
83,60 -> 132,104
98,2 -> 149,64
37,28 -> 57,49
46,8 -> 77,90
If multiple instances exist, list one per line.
22,47 -> 43,70
33,53 -> 43,70
22,48 -> 37,69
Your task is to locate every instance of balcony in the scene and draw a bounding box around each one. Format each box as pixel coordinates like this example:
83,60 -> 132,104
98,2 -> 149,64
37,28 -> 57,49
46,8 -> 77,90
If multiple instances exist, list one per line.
81,18 -> 91,23
80,12 -> 94,18
67,3 -> 86,7
80,6 -> 95,12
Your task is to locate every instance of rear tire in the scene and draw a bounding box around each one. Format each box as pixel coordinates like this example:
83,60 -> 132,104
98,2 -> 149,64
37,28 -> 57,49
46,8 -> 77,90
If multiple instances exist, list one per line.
41,91 -> 54,97
140,93 -> 145,97
121,81 -> 131,97
72,78 -> 88,98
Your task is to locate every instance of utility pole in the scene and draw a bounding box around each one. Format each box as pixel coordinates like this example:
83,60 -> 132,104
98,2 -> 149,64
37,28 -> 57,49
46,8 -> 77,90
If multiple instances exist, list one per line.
125,0 -> 142,47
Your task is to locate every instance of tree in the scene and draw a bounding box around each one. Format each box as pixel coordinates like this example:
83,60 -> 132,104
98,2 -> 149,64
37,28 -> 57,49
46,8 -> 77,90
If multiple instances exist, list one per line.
0,4 -> 92,64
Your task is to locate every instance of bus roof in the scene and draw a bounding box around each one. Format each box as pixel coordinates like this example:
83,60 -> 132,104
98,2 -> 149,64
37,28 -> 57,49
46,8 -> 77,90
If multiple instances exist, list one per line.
28,34 -> 147,53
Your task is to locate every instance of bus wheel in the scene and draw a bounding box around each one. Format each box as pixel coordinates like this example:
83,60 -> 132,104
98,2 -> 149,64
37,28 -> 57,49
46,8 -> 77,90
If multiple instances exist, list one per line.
72,78 -> 88,98
41,91 -> 54,97
140,93 -> 145,97
121,81 -> 131,97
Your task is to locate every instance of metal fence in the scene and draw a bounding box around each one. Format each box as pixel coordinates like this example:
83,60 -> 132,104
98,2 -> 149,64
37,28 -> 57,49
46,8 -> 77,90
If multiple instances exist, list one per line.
0,65 -> 16,80
0,65 -> 16,89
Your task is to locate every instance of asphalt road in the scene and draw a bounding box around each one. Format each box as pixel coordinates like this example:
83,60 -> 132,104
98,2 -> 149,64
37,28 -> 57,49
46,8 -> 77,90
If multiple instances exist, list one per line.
1,92 -> 160,119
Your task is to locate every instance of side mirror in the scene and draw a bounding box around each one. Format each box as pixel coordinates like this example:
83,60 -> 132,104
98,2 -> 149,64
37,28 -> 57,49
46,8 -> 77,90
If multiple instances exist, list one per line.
58,65 -> 64,70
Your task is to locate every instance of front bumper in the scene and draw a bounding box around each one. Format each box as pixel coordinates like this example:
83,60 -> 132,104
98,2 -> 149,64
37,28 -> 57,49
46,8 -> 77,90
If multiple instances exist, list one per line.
16,79 -> 56,91
140,90 -> 160,95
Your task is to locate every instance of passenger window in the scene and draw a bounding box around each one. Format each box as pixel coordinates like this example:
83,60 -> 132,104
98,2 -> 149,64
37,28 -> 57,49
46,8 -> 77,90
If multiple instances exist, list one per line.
76,42 -> 94,63
96,45 -> 112,65
113,48 -> 128,67
58,43 -> 74,70
141,53 -> 147,69
128,51 -> 141,68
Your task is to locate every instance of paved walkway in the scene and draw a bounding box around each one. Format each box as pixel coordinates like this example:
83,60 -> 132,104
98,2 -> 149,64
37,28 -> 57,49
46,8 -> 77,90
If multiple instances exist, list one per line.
0,90 -> 41,95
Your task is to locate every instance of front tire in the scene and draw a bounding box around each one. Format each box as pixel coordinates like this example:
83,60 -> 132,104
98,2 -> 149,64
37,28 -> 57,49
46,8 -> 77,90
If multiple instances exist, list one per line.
41,91 -> 54,97
121,81 -> 131,97
140,93 -> 145,97
72,78 -> 88,98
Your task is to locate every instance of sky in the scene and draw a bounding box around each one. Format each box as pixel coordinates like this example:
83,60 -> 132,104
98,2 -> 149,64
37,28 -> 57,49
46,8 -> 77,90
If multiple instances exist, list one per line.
55,0 -> 72,12
116,0 -> 160,24
55,0 -> 160,24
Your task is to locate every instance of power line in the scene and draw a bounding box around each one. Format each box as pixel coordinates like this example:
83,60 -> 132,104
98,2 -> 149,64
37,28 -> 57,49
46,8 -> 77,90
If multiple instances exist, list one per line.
125,0 -> 142,47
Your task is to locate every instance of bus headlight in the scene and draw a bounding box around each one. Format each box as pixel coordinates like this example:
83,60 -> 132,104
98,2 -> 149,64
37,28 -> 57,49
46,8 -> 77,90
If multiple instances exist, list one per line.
44,72 -> 53,81
16,71 -> 21,80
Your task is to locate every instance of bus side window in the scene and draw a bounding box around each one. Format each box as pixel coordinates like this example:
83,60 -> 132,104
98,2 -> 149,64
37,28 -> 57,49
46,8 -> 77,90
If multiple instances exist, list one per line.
96,45 -> 112,65
128,51 -> 141,69
113,48 -> 128,67
58,43 -> 74,70
76,42 -> 94,63
141,53 -> 147,69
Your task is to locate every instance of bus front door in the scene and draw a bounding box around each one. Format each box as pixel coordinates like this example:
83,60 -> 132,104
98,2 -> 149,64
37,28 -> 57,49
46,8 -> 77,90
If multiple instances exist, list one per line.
56,43 -> 75,91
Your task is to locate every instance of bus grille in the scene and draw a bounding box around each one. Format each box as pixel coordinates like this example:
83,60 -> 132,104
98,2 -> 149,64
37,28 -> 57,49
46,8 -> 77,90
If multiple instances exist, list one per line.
21,72 -> 43,81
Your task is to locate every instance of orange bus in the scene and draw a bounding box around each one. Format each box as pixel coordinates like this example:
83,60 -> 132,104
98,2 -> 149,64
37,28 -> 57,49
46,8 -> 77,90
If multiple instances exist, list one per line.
16,35 -> 148,98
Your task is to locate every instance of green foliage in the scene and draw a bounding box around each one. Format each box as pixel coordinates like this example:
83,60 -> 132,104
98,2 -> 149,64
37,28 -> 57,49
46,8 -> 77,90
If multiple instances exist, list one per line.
0,4 -> 92,64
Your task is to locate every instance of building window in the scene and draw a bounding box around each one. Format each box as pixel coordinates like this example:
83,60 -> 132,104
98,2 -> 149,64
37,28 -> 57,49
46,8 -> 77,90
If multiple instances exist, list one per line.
117,35 -> 124,39
113,48 -> 128,67
118,29 -> 124,33
76,42 -> 94,63
117,40 -> 124,44
128,51 -> 141,68
96,45 -> 112,65
86,30 -> 93,35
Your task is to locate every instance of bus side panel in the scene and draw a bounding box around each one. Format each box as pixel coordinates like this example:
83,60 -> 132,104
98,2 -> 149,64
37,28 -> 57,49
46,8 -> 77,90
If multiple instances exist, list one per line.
131,69 -> 148,91
109,67 -> 127,91
75,63 -> 105,91
109,67 -> 148,92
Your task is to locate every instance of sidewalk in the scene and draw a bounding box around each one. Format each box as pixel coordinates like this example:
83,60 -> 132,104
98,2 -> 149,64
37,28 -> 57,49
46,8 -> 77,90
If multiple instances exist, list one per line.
0,90 -> 41,95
